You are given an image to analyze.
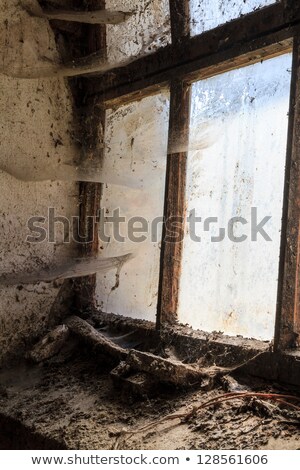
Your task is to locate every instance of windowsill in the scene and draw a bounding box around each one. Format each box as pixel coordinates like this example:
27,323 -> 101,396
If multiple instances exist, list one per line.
89,308 -> 300,386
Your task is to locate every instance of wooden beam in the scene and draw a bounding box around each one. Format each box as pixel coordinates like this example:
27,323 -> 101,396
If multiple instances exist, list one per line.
274,36 -> 300,350
126,350 -> 203,386
157,81 -> 191,326
186,38 -> 293,83
156,3 -> 191,326
283,0 -> 300,21
103,82 -> 170,109
86,2 -> 299,99
40,9 -> 132,25
28,325 -> 70,363
73,0 -> 107,311
169,0 -> 190,43
67,317 -> 246,387
66,316 -> 127,360
88,33 -> 293,107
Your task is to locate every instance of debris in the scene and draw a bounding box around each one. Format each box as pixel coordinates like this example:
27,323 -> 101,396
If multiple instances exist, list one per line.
28,325 -> 69,363
114,392 -> 300,449
66,316 -> 127,361
65,317 -> 267,389
238,397 -> 278,418
221,375 -> 251,392
126,349 -> 202,386
110,361 -> 160,399
110,361 -> 132,387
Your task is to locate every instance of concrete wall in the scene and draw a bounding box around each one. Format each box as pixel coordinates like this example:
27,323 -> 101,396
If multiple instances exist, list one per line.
0,1 -> 79,364
106,0 -> 170,63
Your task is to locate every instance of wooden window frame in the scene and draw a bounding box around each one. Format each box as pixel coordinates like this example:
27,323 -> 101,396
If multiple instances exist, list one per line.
82,0 -> 300,350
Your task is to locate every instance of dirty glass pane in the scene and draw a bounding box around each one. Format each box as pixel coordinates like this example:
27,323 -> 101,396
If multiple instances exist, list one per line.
95,93 -> 170,322
178,53 -> 292,340
106,0 -> 171,64
190,0 -> 277,36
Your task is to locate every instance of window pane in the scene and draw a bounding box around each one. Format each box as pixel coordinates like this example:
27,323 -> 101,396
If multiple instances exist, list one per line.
95,93 -> 170,322
190,0 -> 277,36
106,0 -> 171,64
178,53 -> 292,340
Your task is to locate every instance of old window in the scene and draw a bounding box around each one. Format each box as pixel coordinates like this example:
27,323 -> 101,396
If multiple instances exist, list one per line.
96,93 -> 170,321
86,0 -> 300,351
178,53 -> 292,340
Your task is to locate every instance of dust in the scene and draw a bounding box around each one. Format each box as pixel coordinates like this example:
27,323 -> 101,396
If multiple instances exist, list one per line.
0,351 -> 299,450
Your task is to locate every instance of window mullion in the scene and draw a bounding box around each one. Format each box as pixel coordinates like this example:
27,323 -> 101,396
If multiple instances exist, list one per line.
169,0 -> 191,43
157,80 -> 191,327
275,35 -> 300,350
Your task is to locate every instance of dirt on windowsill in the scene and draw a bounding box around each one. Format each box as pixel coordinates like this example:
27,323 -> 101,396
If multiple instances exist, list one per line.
0,345 -> 299,450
